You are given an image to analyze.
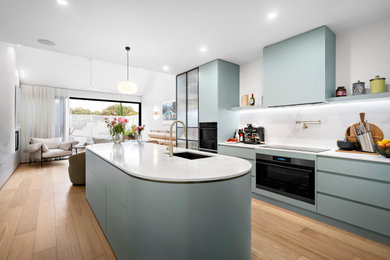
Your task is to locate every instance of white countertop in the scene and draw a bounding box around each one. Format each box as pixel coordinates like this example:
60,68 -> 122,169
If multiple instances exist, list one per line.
218,142 -> 265,149
87,142 -> 252,182
219,142 -> 390,164
318,150 -> 390,164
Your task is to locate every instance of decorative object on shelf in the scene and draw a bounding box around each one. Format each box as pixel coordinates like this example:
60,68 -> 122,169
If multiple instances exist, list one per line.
370,75 -> 386,94
134,125 -> 145,143
336,86 -> 347,97
161,100 -> 177,124
117,46 -> 138,94
375,139 -> 390,158
104,117 -> 128,144
352,80 -> 365,95
296,120 -> 321,129
345,112 -> 384,149
241,94 -> 248,107
259,95 -> 263,106
249,93 -> 255,106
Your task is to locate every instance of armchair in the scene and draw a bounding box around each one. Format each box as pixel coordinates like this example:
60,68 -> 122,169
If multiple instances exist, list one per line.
24,137 -> 79,166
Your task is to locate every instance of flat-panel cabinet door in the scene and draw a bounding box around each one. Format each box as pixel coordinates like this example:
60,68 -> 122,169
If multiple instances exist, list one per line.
86,169 -> 106,232
106,191 -> 129,260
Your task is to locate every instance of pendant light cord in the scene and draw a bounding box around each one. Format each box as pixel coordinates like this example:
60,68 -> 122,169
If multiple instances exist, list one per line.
126,46 -> 130,81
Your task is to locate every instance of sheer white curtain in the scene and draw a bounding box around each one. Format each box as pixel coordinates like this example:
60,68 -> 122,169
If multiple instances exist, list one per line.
55,88 -> 69,141
20,85 -> 56,162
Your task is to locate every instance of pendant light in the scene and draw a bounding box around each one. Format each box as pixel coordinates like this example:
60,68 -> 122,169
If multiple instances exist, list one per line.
117,46 -> 137,94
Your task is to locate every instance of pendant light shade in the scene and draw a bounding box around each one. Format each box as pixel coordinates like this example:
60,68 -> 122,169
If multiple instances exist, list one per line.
117,46 -> 137,94
117,80 -> 137,94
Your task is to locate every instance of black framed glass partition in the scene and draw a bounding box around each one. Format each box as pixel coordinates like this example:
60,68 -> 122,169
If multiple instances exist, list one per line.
176,68 -> 199,149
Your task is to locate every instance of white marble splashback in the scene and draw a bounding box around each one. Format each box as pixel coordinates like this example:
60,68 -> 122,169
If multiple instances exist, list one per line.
239,100 -> 390,149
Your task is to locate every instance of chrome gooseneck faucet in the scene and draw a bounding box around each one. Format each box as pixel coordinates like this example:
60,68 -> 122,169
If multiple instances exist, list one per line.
168,120 -> 186,157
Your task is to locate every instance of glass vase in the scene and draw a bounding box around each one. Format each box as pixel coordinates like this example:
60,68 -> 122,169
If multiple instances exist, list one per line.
112,133 -> 123,144
136,133 -> 142,143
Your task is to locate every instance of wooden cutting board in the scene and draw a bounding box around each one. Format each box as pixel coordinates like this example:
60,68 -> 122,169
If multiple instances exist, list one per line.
345,113 -> 384,144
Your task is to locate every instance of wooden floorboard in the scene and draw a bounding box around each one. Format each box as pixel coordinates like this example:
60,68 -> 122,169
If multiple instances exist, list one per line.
0,160 -> 389,260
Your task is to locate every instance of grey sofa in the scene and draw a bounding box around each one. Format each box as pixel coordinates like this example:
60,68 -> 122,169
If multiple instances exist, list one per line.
24,137 -> 78,166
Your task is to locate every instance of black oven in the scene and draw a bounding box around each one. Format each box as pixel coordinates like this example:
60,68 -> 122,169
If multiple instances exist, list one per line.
199,122 -> 217,153
256,154 -> 315,204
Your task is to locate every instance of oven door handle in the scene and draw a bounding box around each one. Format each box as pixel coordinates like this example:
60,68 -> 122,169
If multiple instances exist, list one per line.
257,161 -> 313,173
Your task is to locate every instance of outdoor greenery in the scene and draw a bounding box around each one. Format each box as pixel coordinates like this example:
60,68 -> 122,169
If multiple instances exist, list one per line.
72,103 -> 138,116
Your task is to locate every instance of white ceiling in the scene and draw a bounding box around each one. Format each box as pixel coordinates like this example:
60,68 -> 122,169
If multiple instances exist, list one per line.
1,0 -> 390,74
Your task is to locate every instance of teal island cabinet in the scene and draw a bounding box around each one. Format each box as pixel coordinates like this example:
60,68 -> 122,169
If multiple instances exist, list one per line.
86,142 -> 252,260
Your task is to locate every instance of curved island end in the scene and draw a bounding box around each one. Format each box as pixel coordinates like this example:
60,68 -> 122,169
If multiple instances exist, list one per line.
86,142 -> 252,260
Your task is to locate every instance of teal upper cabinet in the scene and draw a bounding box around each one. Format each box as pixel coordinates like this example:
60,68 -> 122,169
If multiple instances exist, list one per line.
263,26 -> 335,107
199,61 -> 219,122
199,59 -> 239,142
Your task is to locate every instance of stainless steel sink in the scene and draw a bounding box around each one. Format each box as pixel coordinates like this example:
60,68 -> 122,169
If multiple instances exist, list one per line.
173,152 -> 211,160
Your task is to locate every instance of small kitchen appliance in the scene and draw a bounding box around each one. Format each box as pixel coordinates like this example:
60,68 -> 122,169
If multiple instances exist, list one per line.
243,124 -> 264,144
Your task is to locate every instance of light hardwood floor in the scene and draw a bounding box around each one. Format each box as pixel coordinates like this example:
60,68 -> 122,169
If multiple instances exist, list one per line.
0,161 -> 389,260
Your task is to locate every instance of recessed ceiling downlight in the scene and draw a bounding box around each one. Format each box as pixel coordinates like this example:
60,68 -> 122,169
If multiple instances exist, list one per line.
37,39 -> 56,46
267,12 -> 277,19
57,0 -> 68,6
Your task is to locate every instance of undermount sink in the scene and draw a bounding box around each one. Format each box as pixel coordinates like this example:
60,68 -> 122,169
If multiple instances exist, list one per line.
173,152 -> 211,160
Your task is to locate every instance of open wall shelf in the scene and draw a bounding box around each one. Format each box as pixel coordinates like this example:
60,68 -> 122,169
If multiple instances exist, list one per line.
231,92 -> 390,111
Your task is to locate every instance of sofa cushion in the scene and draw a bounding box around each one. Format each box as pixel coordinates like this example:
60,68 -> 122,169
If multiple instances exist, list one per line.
31,137 -> 62,149
41,144 -> 49,152
59,142 -> 72,151
24,143 -> 42,153
42,149 -> 72,158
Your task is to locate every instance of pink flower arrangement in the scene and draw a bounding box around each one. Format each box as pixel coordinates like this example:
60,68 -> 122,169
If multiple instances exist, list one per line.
104,117 -> 128,137
134,125 -> 145,135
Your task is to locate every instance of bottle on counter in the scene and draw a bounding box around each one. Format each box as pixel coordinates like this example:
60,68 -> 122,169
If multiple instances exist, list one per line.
239,132 -> 244,142
235,130 -> 239,141
250,94 -> 255,106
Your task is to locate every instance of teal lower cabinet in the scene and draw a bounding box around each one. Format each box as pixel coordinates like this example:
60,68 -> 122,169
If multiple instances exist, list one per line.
317,193 -> 390,237
218,145 -> 256,192
317,156 -> 390,240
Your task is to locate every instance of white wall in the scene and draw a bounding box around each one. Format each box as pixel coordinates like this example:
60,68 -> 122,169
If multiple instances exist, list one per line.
141,74 -> 176,137
13,44 -> 176,134
0,41 -> 20,187
238,17 -> 390,148
240,58 -> 263,105
0,42 -> 17,163
336,17 -> 390,93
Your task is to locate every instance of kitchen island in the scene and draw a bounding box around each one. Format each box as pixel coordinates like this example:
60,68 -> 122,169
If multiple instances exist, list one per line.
86,142 -> 252,260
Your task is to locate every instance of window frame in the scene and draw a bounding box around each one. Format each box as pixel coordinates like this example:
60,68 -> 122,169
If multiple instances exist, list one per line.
69,97 -> 142,125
